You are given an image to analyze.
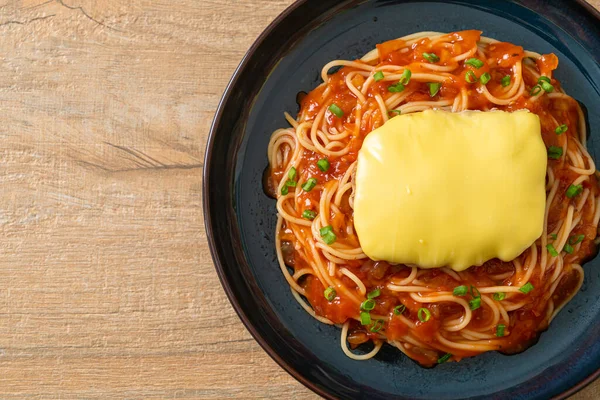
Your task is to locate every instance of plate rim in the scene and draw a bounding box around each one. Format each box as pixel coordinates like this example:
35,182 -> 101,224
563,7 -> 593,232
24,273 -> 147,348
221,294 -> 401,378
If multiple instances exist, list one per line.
203,0 -> 337,398
203,1 -> 600,399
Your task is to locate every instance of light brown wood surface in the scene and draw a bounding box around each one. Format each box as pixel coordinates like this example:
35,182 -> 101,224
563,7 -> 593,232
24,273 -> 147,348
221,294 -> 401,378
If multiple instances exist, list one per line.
0,0 -> 598,398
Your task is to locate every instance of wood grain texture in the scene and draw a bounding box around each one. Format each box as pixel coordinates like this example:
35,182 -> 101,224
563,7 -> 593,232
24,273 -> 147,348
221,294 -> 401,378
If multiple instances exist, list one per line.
0,0 -> 598,398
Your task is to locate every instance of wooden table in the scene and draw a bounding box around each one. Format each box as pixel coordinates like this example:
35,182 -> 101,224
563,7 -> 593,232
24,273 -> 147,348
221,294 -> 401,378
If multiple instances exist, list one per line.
0,0 -> 598,398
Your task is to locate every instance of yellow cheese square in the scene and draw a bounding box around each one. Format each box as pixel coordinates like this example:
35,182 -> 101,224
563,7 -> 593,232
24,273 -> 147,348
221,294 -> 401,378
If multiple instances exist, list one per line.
354,110 -> 547,271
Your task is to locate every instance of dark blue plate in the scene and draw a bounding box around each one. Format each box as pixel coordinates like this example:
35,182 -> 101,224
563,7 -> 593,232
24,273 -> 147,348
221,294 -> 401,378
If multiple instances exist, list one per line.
204,1 -> 600,398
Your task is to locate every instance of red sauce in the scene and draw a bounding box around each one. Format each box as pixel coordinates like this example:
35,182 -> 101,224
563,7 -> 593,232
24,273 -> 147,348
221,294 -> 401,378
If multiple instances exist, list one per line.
537,53 -> 559,77
306,276 -> 356,324
487,42 -> 525,68
271,31 -> 596,367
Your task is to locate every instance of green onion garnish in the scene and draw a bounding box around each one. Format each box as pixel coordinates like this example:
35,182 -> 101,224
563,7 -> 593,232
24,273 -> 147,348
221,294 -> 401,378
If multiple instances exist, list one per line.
393,304 -> 406,315
569,234 -> 585,245
361,298 -> 376,311
302,177 -> 317,192
367,289 -> 381,299
519,282 -> 534,294
370,319 -> 385,333
360,311 -> 371,325
317,158 -> 330,172
437,353 -> 452,364
566,184 -> 583,198
319,225 -> 337,245
548,146 -> 563,160
388,109 -> 402,116
471,286 -> 481,298
373,71 -> 384,82
423,52 -> 440,63
465,70 -> 477,84
555,124 -> 568,135
288,167 -> 296,180
563,243 -> 574,254
547,243 -> 559,257
417,308 -> 431,322
469,297 -> 481,310
493,292 -> 506,301
538,76 -> 551,84
328,104 -> 344,118
453,285 -> 468,296
399,69 -> 412,85
480,72 -> 491,85
428,82 -> 441,97
324,286 -> 336,302
501,75 -> 511,87
302,210 -> 317,220
549,233 -> 558,240
388,82 -> 405,93
540,81 -> 554,93
465,58 -> 484,68
530,85 -> 542,96
285,179 -> 297,187
281,186 -> 289,195
496,324 -> 506,337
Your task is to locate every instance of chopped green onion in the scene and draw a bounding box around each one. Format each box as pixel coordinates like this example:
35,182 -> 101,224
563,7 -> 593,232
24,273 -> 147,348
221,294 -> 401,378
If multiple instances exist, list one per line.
285,179 -> 297,187
418,308 -> 431,322
555,124 -> 568,135
320,225 -> 334,235
465,70 -> 477,84
548,146 -> 563,160
540,81 -> 554,93
399,69 -> 412,85
493,292 -> 506,301
393,304 -> 406,315
324,286 -> 336,302
388,82 -> 405,93
367,289 -> 381,299
288,167 -> 296,180
469,297 -> 481,310
302,209 -> 317,220
319,225 -> 337,245
317,158 -> 330,172
530,85 -> 542,96
388,109 -> 402,116
549,233 -> 558,240
302,177 -> 317,192
563,243 -> 574,254
281,186 -> 289,195
370,319 -> 385,333
569,234 -> 585,245
519,282 -> 534,294
566,184 -> 583,198
428,82 -> 441,97
538,76 -> 551,84
423,52 -> 440,63
496,324 -> 506,337
360,311 -> 371,325
501,75 -> 511,87
453,285 -> 468,296
437,353 -> 452,364
547,243 -> 559,257
328,104 -> 344,118
480,72 -> 491,85
465,58 -> 484,68
361,298 -> 376,311
470,285 -> 481,298
373,71 -> 384,82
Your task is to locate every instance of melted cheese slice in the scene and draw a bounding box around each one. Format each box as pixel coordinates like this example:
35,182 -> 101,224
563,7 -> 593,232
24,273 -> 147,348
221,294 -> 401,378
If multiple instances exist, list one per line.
354,110 -> 546,271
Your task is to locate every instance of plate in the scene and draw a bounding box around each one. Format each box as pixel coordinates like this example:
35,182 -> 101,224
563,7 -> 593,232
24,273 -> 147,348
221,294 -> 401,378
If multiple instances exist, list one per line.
203,1 -> 600,398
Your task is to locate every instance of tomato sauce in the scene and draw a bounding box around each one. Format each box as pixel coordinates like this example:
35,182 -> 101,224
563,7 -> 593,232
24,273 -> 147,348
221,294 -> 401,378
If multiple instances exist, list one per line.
271,31 -> 596,367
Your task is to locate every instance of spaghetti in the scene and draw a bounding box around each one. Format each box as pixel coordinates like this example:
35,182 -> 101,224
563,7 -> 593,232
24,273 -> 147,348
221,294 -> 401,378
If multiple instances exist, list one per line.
266,30 -> 599,366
